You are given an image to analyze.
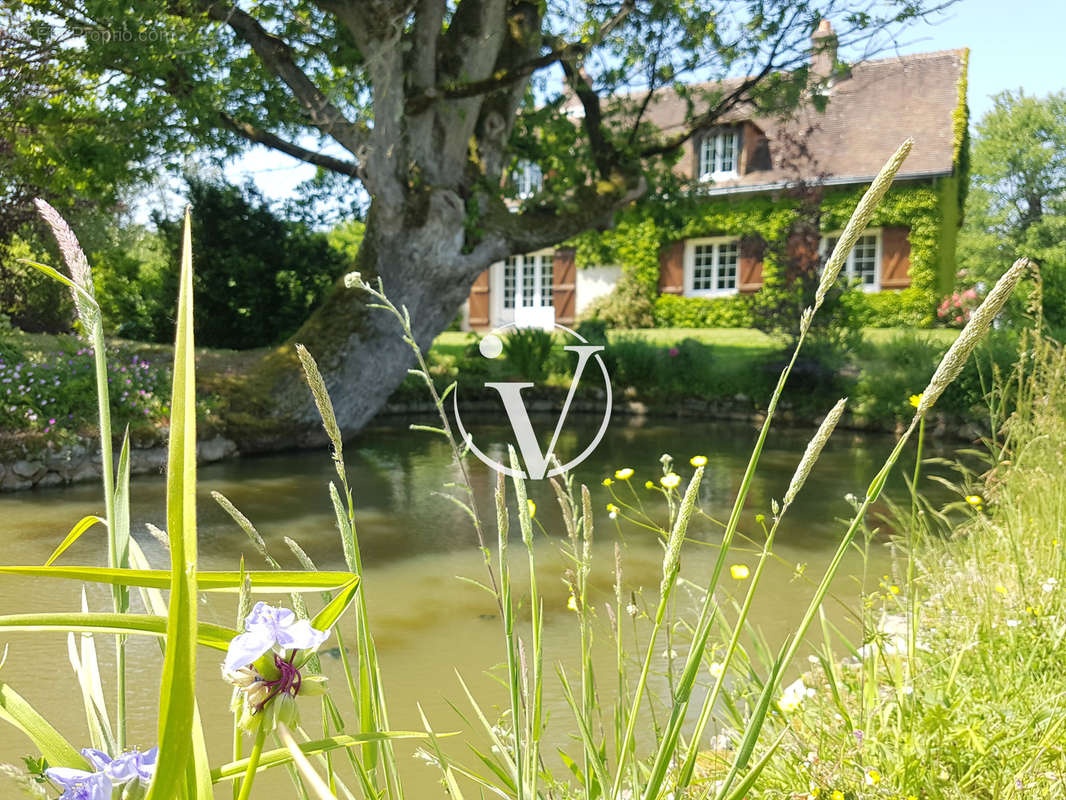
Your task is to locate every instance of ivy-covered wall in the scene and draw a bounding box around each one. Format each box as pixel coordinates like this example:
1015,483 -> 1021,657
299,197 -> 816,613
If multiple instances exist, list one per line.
575,181 -> 956,328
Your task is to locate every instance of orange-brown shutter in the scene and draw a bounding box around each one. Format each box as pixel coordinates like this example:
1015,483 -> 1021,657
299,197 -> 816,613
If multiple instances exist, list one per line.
880,227 -> 911,289
738,236 -> 765,292
659,241 -> 685,295
553,248 -> 576,325
468,269 -> 491,329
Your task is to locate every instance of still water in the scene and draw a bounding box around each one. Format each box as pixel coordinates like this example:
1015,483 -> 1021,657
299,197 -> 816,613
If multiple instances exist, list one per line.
0,418 -> 940,797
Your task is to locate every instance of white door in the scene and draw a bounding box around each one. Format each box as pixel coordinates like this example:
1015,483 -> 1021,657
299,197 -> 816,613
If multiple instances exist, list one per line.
492,251 -> 555,329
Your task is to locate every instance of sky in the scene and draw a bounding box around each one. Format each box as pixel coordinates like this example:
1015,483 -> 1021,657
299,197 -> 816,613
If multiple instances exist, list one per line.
223,0 -> 1066,204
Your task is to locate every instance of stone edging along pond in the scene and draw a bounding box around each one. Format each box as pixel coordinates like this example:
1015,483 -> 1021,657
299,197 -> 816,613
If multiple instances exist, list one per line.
0,389 -> 986,492
0,435 -> 238,492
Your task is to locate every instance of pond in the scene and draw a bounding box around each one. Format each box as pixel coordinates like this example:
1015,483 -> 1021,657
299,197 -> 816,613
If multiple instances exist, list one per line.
0,417 -> 946,797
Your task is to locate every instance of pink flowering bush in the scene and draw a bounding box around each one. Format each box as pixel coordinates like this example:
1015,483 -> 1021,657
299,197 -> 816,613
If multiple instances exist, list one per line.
0,345 -> 171,435
937,287 -> 981,327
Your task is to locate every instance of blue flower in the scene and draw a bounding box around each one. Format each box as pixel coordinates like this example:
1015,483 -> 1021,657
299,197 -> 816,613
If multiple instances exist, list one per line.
84,746 -> 158,786
224,602 -> 330,671
43,765 -> 111,800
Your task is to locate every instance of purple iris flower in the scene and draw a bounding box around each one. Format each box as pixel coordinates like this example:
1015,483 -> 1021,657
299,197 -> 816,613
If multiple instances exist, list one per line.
84,746 -> 158,785
224,602 -> 330,671
43,765 -> 111,800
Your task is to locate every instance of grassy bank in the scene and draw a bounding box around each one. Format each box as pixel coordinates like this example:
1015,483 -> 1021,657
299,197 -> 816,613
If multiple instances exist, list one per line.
730,331 -> 1066,798
408,326 -> 1003,434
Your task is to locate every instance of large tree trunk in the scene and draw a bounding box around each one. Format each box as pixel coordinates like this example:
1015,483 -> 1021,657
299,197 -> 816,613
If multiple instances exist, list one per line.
221,191 -> 485,450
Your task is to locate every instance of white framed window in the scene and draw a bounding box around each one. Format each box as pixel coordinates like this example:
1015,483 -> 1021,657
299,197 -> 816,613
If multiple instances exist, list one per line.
697,129 -> 740,181
820,229 -> 882,291
502,252 -> 554,309
513,160 -> 543,199
683,237 -> 741,297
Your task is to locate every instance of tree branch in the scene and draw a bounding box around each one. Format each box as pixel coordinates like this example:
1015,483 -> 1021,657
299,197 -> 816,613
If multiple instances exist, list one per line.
195,0 -> 366,155
218,112 -> 361,177
561,59 -> 615,179
407,0 -> 634,114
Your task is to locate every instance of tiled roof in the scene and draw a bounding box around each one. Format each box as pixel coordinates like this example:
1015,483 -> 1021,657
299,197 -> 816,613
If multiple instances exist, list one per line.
600,48 -> 967,192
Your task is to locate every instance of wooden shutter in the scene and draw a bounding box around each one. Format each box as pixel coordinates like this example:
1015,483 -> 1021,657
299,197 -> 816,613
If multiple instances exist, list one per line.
659,241 -> 685,295
880,227 -> 912,289
738,235 -> 765,291
552,248 -> 576,325
468,268 -> 491,329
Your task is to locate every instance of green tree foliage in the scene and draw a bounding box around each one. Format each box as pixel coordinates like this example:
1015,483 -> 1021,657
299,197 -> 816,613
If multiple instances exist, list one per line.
958,90 -> 1066,327
154,178 -> 348,349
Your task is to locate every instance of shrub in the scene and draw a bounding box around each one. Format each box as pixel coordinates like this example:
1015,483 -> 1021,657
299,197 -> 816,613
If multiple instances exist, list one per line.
605,335 -> 666,390
0,313 -> 21,364
850,330 -> 1019,423
574,317 -> 609,344
154,177 -> 349,349
501,327 -> 554,382
936,287 -> 981,327
0,232 -> 75,333
603,335 -> 722,398
0,344 -> 173,435
652,293 -> 755,327
840,287 -> 933,327
581,279 -> 656,328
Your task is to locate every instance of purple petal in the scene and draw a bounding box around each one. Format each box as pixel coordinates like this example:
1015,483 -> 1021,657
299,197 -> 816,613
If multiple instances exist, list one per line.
243,602 -> 275,628
275,618 -> 330,652
104,752 -> 140,784
45,766 -> 94,788
224,628 -> 276,670
80,749 -> 112,771
137,747 -> 158,781
82,771 -> 112,800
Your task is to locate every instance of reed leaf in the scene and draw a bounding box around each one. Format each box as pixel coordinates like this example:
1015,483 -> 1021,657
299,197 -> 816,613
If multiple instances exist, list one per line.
147,208 -> 198,800
0,612 -> 236,649
211,733 -> 431,781
0,566 -> 357,591
0,681 -> 89,770
43,516 -> 104,567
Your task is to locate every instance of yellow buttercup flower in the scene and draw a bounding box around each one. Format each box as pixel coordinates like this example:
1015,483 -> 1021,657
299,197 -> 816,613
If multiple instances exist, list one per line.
614,467 -> 634,480
909,393 -> 922,408
602,477 -> 613,487
865,768 -> 881,785
644,480 -> 655,489
995,584 -> 1007,595
567,594 -> 578,612
889,585 -> 900,595
606,503 -> 619,513
730,564 -> 749,580
831,792 -> 844,800
965,494 -> 983,506
527,500 -> 536,518
690,455 -> 707,467
660,473 -> 681,489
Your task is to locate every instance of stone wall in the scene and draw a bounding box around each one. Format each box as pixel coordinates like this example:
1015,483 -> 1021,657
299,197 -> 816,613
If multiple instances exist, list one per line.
0,435 -> 238,492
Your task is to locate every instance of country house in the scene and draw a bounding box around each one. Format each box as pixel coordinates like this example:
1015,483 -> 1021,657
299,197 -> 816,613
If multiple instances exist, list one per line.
464,22 -> 970,331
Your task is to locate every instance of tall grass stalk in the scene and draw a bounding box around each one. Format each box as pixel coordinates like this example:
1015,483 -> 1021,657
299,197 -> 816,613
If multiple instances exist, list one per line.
31,200 -> 130,748
620,141 -> 915,800
295,344 -> 403,800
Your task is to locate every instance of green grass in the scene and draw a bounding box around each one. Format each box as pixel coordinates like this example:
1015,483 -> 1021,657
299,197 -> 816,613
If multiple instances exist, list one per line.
434,327 -> 956,351
744,331 -> 1066,798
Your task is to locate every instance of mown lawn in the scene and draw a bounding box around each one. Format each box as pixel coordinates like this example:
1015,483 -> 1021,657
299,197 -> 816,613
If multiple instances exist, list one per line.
433,327 -> 957,360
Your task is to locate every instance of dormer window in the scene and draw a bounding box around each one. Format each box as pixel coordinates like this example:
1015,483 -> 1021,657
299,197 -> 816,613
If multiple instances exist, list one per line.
698,128 -> 740,181
513,160 -> 543,199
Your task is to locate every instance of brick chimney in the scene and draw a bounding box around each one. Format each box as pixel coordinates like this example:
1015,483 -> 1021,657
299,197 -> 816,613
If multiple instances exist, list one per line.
810,19 -> 837,81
